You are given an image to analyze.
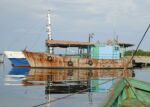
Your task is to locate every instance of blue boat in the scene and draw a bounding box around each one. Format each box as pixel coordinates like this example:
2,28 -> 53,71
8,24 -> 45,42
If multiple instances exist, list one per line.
4,51 -> 30,67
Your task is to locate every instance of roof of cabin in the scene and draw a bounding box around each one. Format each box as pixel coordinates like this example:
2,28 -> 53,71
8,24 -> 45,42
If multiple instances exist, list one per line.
46,40 -> 134,48
118,43 -> 134,47
46,40 -> 94,48
105,40 -> 134,47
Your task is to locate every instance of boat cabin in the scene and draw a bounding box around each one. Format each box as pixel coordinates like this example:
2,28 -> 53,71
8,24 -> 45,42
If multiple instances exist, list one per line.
91,42 -> 133,59
46,40 -> 133,59
46,40 -> 94,58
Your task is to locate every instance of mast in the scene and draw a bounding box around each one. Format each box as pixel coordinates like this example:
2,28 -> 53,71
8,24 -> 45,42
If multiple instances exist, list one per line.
47,10 -> 53,54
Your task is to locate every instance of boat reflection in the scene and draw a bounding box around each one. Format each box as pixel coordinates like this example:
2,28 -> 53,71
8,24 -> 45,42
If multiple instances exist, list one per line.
5,67 -> 30,86
5,68 -> 134,107
25,69 -> 133,81
23,69 -> 133,93
6,68 -> 133,93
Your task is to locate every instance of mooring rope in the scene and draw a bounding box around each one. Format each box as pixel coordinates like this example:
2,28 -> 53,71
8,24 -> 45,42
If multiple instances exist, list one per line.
123,24 -> 150,76
122,24 -> 150,107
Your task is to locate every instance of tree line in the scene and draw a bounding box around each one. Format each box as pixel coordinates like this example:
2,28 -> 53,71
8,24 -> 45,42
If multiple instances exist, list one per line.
125,49 -> 150,56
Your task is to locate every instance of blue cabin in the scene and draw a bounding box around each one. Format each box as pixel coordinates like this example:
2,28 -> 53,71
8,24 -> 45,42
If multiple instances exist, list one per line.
91,44 -> 121,59
91,41 -> 133,59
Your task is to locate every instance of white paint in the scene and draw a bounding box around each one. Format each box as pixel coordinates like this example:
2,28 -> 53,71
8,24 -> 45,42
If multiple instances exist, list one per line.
4,83 -> 24,86
4,51 -> 25,58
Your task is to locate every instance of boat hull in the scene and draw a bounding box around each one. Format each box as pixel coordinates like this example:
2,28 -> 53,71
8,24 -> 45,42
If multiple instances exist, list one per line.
23,51 -> 133,69
101,78 -> 150,107
4,51 -> 30,67
9,58 -> 30,67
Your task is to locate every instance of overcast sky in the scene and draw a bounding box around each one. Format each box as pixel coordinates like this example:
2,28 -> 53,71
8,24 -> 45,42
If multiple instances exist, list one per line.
0,0 -> 150,52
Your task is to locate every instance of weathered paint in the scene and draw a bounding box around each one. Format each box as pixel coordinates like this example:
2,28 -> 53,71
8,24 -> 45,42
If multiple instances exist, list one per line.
23,51 -> 133,69
100,78 -> 150,107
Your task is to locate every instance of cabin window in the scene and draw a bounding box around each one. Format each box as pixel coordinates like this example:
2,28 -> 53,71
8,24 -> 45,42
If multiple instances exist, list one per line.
114,47 -> 119,51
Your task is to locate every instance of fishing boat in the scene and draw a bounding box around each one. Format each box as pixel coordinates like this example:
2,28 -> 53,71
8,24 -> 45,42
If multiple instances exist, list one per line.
100,78 -> 150,107
4,51 -> 30,67
23,10 -> 133,69
23,40 -> 133,69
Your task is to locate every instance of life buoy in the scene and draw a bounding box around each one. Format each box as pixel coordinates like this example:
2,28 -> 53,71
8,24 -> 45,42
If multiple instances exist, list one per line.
68,61 -> 73,66
47,56 -> 53,61
88,60 -> 93,66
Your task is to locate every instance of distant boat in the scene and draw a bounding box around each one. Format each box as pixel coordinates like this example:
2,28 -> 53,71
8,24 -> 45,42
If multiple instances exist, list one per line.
100,78 -> 150,107
3,10 -> 51,67
4,51 -> 30,67
0,53 -> 4,63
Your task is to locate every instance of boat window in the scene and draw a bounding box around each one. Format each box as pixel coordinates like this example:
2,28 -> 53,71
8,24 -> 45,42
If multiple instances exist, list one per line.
114,47 -> 119,50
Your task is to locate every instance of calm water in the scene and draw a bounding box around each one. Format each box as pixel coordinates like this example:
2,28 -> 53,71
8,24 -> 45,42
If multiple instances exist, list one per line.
0,60 -> 150,107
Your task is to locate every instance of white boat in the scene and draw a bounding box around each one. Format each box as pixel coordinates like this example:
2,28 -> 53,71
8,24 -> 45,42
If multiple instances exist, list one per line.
4,51 -> 29,67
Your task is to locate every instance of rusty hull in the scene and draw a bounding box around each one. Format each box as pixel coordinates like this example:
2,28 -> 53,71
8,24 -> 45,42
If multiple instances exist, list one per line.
23,51 -> 133,69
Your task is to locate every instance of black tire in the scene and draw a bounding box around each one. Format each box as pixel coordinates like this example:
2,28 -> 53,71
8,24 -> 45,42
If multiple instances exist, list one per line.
88,60 -> 93,66
68,61 -> 73,66
47,56 -> 53,61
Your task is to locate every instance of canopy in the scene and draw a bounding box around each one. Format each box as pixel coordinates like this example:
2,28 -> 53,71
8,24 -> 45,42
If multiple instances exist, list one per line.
46,40 -> 94,48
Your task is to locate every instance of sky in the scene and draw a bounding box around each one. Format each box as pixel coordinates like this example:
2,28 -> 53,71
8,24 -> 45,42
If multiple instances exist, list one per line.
0,0 -> 150,52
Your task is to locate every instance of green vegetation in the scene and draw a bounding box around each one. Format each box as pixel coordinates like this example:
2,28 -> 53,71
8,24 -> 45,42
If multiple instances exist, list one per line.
125,49 -> 150,56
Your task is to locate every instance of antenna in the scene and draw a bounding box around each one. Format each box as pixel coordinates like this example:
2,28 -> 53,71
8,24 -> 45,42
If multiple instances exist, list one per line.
47,10 -> 53,54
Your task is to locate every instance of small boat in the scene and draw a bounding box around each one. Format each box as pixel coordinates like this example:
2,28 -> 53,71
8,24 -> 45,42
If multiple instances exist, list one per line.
100,78 -> 150,107
4,51 -> 30,67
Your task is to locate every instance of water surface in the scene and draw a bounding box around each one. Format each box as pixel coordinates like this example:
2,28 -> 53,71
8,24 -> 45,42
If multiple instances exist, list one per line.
0,60 -> 150,107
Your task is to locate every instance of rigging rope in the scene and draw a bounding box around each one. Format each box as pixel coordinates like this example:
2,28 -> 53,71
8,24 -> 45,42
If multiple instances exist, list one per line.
123,24 -> 150,76
122,24 -> 150,106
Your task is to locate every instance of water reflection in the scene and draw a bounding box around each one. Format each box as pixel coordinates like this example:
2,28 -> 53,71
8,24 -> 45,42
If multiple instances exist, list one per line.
4,68 -> 134,107
2,65 -> 150,107
26,69 -> 132,81
6,68 -> 133,92
5,68 -> 30,86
